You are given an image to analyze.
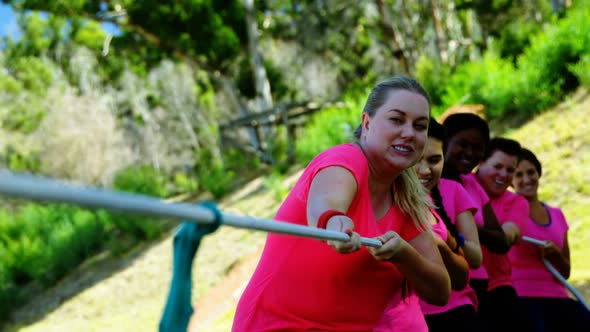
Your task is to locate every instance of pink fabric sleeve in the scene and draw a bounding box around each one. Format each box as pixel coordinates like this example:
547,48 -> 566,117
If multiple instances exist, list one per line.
439,179 -> 478,223
459,173 -> 489,280
297,143 -> 367,204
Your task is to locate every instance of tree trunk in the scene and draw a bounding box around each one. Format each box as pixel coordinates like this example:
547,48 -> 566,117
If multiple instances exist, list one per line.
376,0 -> 411,74
430,0 -> 447,64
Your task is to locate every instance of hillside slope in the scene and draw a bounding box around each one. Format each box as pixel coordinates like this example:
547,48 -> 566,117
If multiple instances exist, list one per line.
3,89 -> 590,332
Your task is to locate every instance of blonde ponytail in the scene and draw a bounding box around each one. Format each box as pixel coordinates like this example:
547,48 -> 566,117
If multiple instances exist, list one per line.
394,167 -> 433,231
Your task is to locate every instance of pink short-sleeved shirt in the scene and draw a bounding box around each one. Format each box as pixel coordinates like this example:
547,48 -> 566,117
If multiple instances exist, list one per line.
420,179 -> 480,314
232,144 -> 424,332
460,173 -> 490,280
483,190 -> 529,290
374,291 -> 428,332
376,207 -> 445,331
509,203 -> 570,298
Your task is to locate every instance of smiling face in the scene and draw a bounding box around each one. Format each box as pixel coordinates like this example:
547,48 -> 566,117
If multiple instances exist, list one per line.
361,89 -> 430,173
477,150 -> 518,198
444,128 -> 486,175
512,159 -> 540,200
416,137 -> 444,191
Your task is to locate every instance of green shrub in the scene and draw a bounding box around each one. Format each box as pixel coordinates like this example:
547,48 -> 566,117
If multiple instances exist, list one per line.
440,53 -> 518,118
436,4 -> 590,120
569,55 -> 590,88
111,165 -> 170,241
4,146 -> 41,173
295,89 -> 366,164
113,165 -> 169,197
197,163 -> 237,199
172,171 -> 199,194
415,55 -> 452,106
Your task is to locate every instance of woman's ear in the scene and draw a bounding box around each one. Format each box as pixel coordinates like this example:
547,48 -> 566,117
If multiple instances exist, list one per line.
361,113 -> 370,135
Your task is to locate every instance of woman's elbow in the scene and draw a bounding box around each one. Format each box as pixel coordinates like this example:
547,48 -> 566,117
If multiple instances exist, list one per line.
487,237 -> 510,254
464,244 -> 483,268
467,256 -> 482,269
450,271 -> 469,291
420,274 -> 451,306
428,286 -> 451,306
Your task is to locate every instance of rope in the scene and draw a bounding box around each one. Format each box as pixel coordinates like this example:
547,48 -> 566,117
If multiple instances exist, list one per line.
521,236 -> 590,311
0,170 -> 382,247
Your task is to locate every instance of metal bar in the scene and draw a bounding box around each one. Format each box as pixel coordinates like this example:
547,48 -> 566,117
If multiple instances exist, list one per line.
0,171 -> 382,248
522,236 -> 590,311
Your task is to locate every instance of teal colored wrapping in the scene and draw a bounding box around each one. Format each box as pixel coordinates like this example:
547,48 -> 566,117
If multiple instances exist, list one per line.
159,201 -> 223,332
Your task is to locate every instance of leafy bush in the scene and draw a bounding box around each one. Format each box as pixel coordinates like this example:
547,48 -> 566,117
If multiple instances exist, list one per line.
0,165 -> 174,319
197,162 -> 237,199
439,53 -> 519,118
113,165 -> 169,197
172,171 -> 199,194
295,89 -> 366,164
569,55 -> 590,89
415,55 -> 452,107
435,4 -> 590,120
0,203 -> 109,321
111,165 -> 170,241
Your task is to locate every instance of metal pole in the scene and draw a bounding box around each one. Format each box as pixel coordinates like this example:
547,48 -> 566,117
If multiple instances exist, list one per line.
522,236 -> 590,311
0,170 -> 382,248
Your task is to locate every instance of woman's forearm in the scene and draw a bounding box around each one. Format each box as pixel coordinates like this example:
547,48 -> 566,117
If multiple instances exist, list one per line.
391,244 -> 451,306
438,244 -> 469,290
462,241 -> 483,268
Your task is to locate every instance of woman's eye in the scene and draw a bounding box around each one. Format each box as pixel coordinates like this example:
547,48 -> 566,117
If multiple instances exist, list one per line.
414,123 -> 428,131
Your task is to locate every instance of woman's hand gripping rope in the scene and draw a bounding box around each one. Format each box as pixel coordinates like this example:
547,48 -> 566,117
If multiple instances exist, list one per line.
368,231 -> 407,261
325,214 -> 362,254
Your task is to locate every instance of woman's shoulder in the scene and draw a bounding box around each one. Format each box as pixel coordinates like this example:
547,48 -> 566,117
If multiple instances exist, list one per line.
317,143 -> 362,156
542,202 -> 567,219
439,178 -> 463,192
310,143 -> 366,169
541,202 -> 570,230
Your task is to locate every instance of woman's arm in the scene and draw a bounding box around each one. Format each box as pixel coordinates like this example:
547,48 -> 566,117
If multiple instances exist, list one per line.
502,221 -> 521,246
542,233 -> 571,279
478,202 -> 510,253
436,232 -> 469,290
370,230 -> 451,306
455,210 -> 483,268
307,166 -> 361,253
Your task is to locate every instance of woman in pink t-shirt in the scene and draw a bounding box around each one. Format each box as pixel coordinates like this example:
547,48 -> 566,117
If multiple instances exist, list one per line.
441,113 -> 509,305
511,148 -> 590,332
475,137 -> 533,332
232,76 -> 451,332
411,118 -> 485,332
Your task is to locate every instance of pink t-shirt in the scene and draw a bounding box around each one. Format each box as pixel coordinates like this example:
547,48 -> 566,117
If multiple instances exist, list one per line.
459,173 -> 490,280
483,190 -> 529,290
374,291 -> 428,332
376,207 -> 445,331
420,179 -> 480,314
232,144 -> 424,332
509,203 -> 570,298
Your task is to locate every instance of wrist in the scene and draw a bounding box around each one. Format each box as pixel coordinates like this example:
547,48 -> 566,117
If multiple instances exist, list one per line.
452,233 -> 465,254
317,209 -> 346,229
